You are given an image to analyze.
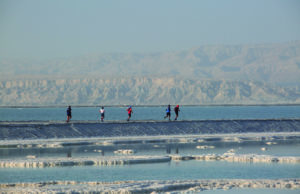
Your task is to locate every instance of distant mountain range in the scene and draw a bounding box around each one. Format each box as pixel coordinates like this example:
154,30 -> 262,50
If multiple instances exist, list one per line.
1,41 -> 300,87
1,41 -> 300,106
1,78 -> 299,106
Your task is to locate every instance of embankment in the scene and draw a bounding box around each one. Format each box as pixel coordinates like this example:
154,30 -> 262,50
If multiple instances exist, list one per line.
0,119 -> 300,140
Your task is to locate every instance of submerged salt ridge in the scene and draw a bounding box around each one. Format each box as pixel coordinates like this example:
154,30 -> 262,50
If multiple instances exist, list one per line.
1,179 -> 299,193
1,131 -> 299,148
1,133 -> 300,168
1,154 -> 300,168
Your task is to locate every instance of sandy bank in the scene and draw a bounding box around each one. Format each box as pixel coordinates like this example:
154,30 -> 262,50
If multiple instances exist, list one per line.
1,119 -> 300,140
1,179 -> 299,193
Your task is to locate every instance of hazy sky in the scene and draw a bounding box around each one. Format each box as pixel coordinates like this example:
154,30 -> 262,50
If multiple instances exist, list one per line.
1,0 -> 300,59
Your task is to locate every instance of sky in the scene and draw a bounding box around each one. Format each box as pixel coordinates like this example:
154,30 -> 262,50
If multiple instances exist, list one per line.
0,0 -> 300,59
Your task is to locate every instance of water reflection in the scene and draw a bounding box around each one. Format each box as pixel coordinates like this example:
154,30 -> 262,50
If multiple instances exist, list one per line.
0,139 -> 299,159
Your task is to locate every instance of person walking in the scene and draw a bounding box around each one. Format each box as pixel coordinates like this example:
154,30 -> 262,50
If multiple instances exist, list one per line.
66,106 -> 72,123
127,106 -> 133,121
99,106 -> 105,122
164,105 -> 171,121
174,105 -> 180,121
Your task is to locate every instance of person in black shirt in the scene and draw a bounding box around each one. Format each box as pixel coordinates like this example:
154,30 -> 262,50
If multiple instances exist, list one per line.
66,106 -> 72,123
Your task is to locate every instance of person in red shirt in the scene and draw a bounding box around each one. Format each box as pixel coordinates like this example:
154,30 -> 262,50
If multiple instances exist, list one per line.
174,105 -> 180,121
127,106 -> 133,121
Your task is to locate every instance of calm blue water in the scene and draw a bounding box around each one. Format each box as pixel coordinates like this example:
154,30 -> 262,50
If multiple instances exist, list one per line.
1,105 -> 300,186
0,161 -> 300,183
1,139 -> 300,159
0,105 -> 299,121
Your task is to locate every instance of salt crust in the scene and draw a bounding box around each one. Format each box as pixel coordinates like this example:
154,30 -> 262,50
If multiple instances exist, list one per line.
0,179 -> 299,193
1,132 -> 300,148
1,133 -> 300,168
0,153 -> 299,168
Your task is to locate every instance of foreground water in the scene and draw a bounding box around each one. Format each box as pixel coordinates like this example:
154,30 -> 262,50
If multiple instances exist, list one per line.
1,105 -> 300,121
1,138 -> 300,159
1,160 -> 300,183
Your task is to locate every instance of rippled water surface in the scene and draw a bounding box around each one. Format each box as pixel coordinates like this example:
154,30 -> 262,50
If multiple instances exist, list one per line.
1,139 -> 300,159
1,160 -> 300,183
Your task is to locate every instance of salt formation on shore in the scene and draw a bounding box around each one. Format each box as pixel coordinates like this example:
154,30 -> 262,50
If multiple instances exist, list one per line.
114,149 -> 135,154
196,145 -> 215,149
1,132 -> 299,149
1,132 -> 299,193
0,156 -> 171,168
1,179 -> 299,193
1,153 -> 299,168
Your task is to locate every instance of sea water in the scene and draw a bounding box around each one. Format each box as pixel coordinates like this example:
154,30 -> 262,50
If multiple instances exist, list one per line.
0,105 -> 300,191
0,160 -> 300,183
1,139 -> 300,159
0,105 -> 300,121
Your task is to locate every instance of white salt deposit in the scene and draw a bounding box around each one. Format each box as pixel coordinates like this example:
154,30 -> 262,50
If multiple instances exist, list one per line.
1,132 -> 300,148
0,156 -> 170,168
266,141 -> 277,145
196,145 -> 215,149
1,132 -> 300,193
26,155 -> 36,159
114,149 -> 135,154
0,179 -> 299,193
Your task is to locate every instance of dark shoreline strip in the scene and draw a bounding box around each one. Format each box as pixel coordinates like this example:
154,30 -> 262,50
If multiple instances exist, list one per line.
0,119 -> 300,140
1,103 -> 300,108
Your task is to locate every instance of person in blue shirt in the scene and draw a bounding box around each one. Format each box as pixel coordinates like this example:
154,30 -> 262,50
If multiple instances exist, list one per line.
164,105 -> 171,121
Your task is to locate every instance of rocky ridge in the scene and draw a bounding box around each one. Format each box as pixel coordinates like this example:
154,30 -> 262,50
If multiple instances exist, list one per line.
1,78 -> 300,106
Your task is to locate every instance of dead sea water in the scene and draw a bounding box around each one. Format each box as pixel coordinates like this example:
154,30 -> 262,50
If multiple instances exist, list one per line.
0,105 -> 299,193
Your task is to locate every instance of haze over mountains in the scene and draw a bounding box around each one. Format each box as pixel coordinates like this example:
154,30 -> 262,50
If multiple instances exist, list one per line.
2,41 -> 300,86
1,41 -> 300,106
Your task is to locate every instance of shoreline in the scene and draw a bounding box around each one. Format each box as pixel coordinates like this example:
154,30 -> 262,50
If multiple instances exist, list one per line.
1,179 -> 299,193
1,131 -> 300,146
1,118 -> 300,124
1,104 -> 300,108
